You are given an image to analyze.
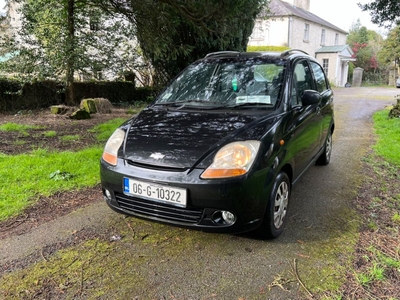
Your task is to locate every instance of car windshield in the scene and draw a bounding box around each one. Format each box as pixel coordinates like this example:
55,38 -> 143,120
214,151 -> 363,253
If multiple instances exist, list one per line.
155,59 -> 285,109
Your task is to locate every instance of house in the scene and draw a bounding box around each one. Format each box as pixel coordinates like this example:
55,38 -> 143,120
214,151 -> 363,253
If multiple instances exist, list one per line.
249,0 -> 355,87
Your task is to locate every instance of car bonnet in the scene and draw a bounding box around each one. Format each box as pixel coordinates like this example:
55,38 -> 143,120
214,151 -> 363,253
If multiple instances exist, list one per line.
123,107 -> 276,169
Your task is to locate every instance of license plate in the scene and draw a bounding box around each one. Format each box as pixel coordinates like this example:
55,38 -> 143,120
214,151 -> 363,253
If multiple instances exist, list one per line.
123,178 -> 187,207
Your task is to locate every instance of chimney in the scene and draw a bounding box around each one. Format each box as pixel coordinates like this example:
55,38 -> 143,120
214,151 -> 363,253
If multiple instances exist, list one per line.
283,0 -> 310,11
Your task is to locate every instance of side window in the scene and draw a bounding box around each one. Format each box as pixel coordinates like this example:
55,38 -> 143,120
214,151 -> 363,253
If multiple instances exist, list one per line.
310,62 -> 328,93
291,60 -> 313,106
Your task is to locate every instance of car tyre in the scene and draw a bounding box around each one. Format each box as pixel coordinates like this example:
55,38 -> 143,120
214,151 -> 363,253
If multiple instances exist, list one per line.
256,172 -> 290,239
316,131 -> 332,166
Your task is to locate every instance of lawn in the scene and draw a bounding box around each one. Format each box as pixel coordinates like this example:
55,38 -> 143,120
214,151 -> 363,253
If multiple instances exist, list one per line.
325,108 -> 400,299
0,118 -> 125,221
372,109 -> 400,167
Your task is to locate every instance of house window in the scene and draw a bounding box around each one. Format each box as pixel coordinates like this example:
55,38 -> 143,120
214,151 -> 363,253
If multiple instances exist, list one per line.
304,23 -> 309,42
335,33 -> 339,45
321,29 -> 326,45
322,59 -> 329,77
251,21 -> 263,40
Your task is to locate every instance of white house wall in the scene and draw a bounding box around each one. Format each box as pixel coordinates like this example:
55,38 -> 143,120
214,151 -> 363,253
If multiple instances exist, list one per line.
249,18 -> 290,47
290,17 -> 318,55
249,16 -> 347,57
319,52 -> 339,84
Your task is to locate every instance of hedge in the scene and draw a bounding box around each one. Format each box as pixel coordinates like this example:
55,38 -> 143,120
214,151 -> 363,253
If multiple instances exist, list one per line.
73,82 -> 157,105
247,45 -> 290,52
0,78 -> 158,112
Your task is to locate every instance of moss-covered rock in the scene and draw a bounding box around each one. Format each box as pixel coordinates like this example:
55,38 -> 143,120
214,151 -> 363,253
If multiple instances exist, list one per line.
80,99 -> 97,114
79,98 -> 113,114
93,98 -> 113,114
50,105 -> 69,115
389,97 -> 400,118
69,109 -> 91,120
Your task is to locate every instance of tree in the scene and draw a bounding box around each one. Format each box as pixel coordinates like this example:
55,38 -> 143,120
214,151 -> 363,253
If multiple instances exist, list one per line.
347,21 -> 383,73
358,0 -> 400,28
1,0 -> 266,99
377,26 -> 400,66
0,0 -> 144,105
347,20 -> 369,45
108,0 -> 266,85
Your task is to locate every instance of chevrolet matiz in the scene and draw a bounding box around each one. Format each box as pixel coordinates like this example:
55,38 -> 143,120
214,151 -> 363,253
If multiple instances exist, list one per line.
100,50 -> 334,239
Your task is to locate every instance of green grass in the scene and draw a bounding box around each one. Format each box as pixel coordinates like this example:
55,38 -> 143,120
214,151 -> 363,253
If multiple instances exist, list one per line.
0,118 -> 126,221
372,109 -> 400,167
392,213 -> 400,224
43,130 -> 57,137
0,147 -> 102,220
88,117 -> 126,142
60,134 -> 80,141
356,245 -> 400,286
0,122 -> 44,132
13,140 -> 26,146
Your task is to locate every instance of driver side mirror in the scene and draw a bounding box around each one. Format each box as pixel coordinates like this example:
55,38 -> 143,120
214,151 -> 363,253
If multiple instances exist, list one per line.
302,90 -> 321,106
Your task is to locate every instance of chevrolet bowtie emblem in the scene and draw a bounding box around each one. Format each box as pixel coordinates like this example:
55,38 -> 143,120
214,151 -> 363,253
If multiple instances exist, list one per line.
150,152 -> 165,160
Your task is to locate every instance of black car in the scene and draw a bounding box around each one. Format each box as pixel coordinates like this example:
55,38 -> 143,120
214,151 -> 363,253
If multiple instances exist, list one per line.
100,50 -> 334,239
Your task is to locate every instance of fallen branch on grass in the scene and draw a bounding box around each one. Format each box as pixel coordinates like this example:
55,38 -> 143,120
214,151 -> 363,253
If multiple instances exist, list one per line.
290,258 -> 314,299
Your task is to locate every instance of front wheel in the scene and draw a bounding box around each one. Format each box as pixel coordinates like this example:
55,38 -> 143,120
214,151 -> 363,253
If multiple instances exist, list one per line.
316,131 -> 332,166
255,172 -> 291,239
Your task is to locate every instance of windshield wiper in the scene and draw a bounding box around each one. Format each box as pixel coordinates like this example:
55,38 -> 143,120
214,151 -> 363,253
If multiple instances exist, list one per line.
153,102 -> 181,107
177,100 -> 220,105
154,100 -> 227,110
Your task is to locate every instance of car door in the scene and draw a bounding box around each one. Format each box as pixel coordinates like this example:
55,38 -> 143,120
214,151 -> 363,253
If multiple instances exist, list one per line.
309,61 -> 334,146
287,59 -> 323,180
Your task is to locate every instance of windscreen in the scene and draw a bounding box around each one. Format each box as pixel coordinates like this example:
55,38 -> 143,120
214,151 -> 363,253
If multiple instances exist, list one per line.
155,59 -> 285,108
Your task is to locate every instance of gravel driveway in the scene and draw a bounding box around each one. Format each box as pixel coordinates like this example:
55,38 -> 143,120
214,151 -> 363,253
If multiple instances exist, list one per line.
0,87 -> 397,299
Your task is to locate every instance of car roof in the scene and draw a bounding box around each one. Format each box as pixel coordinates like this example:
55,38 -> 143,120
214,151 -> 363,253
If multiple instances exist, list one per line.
203,49 -> 312,61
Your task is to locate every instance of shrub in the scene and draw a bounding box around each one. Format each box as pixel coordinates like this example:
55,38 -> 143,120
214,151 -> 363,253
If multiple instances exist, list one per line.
0,78 -> 63,112
247,45 -> 290,52
0,78 -> 158,112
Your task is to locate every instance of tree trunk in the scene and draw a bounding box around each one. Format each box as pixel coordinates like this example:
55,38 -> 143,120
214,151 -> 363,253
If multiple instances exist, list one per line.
65,0 -> 75,106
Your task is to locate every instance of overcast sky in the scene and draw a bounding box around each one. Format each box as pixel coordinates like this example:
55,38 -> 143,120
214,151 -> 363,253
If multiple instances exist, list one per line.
0,0 -> 386,34
0,0 -> 5,16
311,0 -> 384,33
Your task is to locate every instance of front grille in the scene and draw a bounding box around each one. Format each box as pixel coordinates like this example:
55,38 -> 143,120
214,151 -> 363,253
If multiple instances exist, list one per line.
126,160 -> 188,172
115,193 -> 203,224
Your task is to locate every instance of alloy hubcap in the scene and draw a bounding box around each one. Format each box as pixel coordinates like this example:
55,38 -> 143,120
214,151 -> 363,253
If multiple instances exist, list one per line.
325,134 -> 332,160
274,181 -> 289,228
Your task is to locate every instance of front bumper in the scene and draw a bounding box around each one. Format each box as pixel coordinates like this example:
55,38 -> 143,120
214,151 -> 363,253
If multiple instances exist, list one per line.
100,158 -> 274,234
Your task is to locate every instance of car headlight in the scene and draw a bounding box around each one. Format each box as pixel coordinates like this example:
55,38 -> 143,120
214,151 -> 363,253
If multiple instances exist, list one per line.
102,128 -> 125,166
201,140 -> 261,179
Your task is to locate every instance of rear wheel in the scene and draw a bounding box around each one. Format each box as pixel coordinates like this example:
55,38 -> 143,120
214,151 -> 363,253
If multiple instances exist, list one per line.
256,172 -> 290,239
316,131 -> 332,165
